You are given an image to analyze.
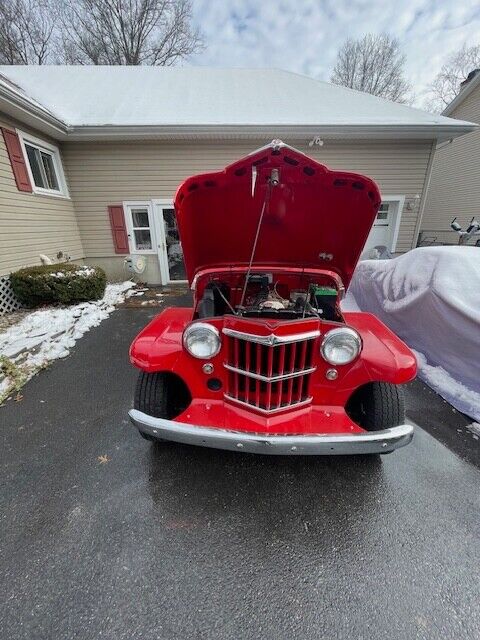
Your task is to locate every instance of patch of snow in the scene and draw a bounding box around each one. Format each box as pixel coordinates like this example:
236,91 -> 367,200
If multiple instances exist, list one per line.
0,376 -> 10,397
348,247 -> 480,422
0,281 -> 135,400
467,422 -> 480,437
32,265 -> 97,279
413,350 -> 480,423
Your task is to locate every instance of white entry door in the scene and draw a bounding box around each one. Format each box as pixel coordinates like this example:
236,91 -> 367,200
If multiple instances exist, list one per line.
362,197 -> 403,256
153,200 -> 187,284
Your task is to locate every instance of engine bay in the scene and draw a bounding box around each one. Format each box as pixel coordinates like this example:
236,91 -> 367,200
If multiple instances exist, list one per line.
195,271 -> 343,322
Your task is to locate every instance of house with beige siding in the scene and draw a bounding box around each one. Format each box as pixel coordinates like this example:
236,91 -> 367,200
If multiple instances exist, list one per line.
422,70 -> 480,246
0,66 -> 475,311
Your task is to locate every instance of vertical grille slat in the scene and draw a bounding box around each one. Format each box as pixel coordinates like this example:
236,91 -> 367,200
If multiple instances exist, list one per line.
265,347 -> 274,409
255,343 -> 261,407
296,341 -> 308,402
244,341 -> 252,404
232,338 -> 240,399
286,343 -> 296,405
275,345 -> 286,408
224,330 -> 317,414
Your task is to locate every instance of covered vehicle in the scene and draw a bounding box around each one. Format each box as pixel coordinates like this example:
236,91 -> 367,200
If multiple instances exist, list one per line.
348,246 -> 480,422
129,141 -> 416,454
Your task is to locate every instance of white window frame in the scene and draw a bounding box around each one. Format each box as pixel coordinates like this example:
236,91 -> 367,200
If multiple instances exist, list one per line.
123,201 -> 157,255
16,129 -> 69,198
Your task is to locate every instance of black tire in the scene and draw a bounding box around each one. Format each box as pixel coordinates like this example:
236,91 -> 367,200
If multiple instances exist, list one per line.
134,371 -> 191,443
134,372 -> 172,443
135,371 -> 170,419
346,382 -> 405,432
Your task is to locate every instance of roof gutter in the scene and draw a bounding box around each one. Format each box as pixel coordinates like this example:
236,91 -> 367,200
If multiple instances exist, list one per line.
64,122 -> 477,143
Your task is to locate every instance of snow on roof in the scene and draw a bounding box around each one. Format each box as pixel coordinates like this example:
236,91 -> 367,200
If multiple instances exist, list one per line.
0,65 -> 473,130
0,70 -> 60,117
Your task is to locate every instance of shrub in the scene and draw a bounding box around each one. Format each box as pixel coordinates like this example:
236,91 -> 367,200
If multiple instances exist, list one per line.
10,263 -> 107,307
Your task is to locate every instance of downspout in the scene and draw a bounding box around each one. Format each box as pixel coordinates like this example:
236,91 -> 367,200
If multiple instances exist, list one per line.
411,140 -> 437,248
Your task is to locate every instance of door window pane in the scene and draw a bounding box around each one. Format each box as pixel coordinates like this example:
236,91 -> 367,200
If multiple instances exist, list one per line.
129,205 -> 153,252
162,208 -> 186,280
134,229 -> 152,251
131,208 -> 149,228
376,203 -> 389,220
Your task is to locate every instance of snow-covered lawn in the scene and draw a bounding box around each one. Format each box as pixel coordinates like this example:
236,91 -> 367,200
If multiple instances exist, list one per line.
342,246 -> 480,422
0,281 -> 135,403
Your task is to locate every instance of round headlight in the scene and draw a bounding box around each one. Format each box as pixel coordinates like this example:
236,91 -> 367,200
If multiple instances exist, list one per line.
321,327 -> 362,365
183,322 -> 221,359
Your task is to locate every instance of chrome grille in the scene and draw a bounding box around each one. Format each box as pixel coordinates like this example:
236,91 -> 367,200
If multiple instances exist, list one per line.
223,329 -> 318,413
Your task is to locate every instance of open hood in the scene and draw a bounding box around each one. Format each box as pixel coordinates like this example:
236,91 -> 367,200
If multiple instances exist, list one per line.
175,141 -> 381,289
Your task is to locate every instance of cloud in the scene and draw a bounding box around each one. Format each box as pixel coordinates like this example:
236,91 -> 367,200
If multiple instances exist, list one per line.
190,0 -> 480,106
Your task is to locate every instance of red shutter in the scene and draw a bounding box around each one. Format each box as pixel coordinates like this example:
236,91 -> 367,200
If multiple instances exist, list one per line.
2,128 -> 33,192
108,205 -> 130,254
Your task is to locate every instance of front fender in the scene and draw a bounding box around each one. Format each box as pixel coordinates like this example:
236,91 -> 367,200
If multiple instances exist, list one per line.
344,311 -> 417,383
130,308 -> 228,403
129,307 -> 193,371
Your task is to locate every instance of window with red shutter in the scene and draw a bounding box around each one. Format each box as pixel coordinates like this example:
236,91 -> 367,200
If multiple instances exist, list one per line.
108,205 -> 130,254
2,128 -> 33,192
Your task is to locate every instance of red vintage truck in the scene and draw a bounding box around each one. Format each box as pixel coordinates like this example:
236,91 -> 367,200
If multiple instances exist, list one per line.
129,141 -> 416,455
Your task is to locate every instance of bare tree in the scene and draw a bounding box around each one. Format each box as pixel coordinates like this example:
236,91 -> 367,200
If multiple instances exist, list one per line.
425,44 -> 480,113
331,33 -> 411,103
60,0 -> 202,66
0,0 -> 56,64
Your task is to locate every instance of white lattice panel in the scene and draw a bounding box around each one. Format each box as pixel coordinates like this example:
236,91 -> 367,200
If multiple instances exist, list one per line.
0,276 -> 23,315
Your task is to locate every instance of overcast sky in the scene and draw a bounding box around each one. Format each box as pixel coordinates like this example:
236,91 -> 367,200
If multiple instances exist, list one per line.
190,0 -> 480,106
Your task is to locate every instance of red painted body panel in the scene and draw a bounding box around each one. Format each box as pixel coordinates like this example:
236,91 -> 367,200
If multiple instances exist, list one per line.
174,145 -> 381,288
130,307 -> 416,435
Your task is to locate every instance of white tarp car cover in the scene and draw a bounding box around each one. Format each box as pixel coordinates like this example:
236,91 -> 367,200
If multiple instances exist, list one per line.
348,246 -> 480,422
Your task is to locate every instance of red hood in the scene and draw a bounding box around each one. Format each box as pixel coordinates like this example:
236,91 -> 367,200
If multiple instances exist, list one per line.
174,141 -> 381,288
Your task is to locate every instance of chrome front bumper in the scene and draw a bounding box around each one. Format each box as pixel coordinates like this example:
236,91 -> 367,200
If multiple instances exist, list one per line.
128,409 -> 414,455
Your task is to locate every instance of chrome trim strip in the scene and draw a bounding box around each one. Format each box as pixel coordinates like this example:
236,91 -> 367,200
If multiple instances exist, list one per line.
224,363 -> 316,382
222,328 -> 320,346
129,410 -> 414,456
224,394 -> 313,414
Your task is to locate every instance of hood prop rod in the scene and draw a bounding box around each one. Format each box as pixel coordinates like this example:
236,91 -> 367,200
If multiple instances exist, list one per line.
212,281 -> 237,316
238,170 -> 278,312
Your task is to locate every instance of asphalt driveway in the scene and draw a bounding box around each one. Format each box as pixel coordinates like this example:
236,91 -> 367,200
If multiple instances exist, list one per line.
1,297 -> 479,640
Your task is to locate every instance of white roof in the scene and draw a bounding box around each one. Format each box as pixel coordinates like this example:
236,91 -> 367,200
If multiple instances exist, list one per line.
0,66 -> 475,140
